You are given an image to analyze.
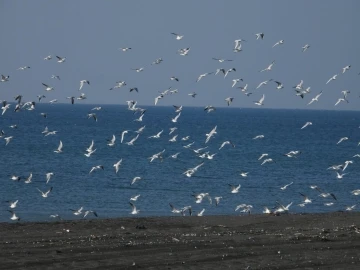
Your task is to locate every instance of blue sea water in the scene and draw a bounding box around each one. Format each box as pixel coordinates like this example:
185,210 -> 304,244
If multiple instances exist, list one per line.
1,104 -> 360,222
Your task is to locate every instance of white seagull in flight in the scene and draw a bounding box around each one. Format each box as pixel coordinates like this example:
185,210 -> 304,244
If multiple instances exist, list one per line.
197,72 -> 213,82
259,61 -> 275,72
229,184 -> 241,193
54,140 -> 63,153
301,122 -> 312,129
307,91 -> 323,105
272,40 -> 284,48
37,187 -> 53,198
113,159 -> 123,174
254,94 -> 265,106
171,33 -> 184,40
130,202 -> 140,215
205,126 -> 217,143
79,80 -> 90,91
326,74 -> 338,84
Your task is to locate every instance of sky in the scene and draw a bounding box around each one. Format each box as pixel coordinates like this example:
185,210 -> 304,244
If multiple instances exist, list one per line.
0,0 -> 359,110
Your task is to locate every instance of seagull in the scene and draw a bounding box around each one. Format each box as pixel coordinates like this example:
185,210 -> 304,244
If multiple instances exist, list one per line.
261,158 -> 274,165
169,203 -> 182,214
10,175 -> 22,181
334,98 -> 349,106
91,107 -> 102,111
345,205 -> 356,211
232,79 -> 243,88
178,47 -> 190,56
337,137 -> 348,144
204,105 -> 216,113
89,165 -> 104,174
37,187 -> 53,198
83,210 -> 98,218
42,83 -> 54,91
212,58 -> 233,62
170,152 -> 181,159
79,80 -> 90,91
342,65 -> 351,74
4,136 -> 13,146
120,130 -> 129,143
280,182 -> 293,190
240,172 -> 249,177
253,135 -> 264,140
351,189 -> 360,196
119,47 -> 131,51
225,97 -> 234,106
272,40 -> 284,48
307,91 -> 323,105
183,162 -> 204,177
87,113 -> 97,122
125,134 -> 140,146
301,122 -> 312,129
169,134 -> 178,142
188,92 -> 197,98
197,72 -> 213,82
254,94 -> 265,106
197,209 -> 205,216
173,105 -> 183,113
129,202 -> 140,215
294,80 -> 304,90
49,99 -> 58,104
44,55 -> 52,60
135,126 -> 145,134
283,151 -> 301,158
6,200 -> 19,209
106,135 -> 116,147
130,195 -> 141,201
134,113 -> 145,122
258,153 -> 268,160
84,148 -> 96,157
51,75 -> 60,80
299,193 -> 312,204
37,95 -> 46,102
67,96 -> 74,104
229,184 -> 241,194
1,103 -> 10,115
7,210 -> 20,221
259,61 -> 275,72
342,160 -> 353,171
205,126 -> 217,143
148,130 -> 164,139
183,141 -> 195,148
46,172 -> 54,184
171,33 -> 184,40
1,75 -> 10,82
70,207 -> 83,216
113,159 -> 123,174
131,176 -> 142,185
255,33 -> 264,40
274,81 -> 284,89
326,74 -> 338,84
110,81 -> 127,90
234,39 -> 246,49
336,172 -> 348,179
24,173 -> 32,184
224,68 -> 236,78
274,202 -> 293,213
172,112 -> 181,123
152,57 -> 163,65
54,140 -> 63,153
219,141 -> 235,150
256,79 -> 272,89
170,76 -> 179,82
302,44 -> 310,52
17,66 -> 30,70
56,55 -> 66,63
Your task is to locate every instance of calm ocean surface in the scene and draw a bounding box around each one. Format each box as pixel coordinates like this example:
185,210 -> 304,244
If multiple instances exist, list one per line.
1,104 -> 360,222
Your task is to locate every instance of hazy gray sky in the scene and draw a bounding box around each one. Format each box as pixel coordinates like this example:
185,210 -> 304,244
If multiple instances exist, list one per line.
0,0 -> 359,110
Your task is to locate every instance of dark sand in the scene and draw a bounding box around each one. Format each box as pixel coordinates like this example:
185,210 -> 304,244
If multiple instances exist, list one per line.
1,213 -> 360,269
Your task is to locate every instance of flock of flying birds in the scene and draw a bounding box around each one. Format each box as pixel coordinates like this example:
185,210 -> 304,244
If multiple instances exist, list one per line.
1,31 -> 360,222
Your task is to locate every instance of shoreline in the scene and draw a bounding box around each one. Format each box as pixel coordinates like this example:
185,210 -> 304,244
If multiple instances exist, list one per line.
1,212 -> 360,269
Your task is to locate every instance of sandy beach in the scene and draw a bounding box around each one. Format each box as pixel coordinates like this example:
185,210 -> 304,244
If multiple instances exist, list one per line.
1,212 -> 360,269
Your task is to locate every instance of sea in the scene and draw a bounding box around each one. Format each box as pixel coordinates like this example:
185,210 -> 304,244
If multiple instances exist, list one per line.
1,104 -> 360,222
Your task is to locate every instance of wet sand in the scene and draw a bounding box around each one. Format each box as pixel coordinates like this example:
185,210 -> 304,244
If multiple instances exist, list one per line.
1,212 -> 360,269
